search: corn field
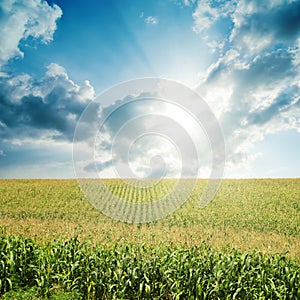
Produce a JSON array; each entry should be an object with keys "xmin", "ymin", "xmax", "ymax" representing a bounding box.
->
[
  {"xmin": 0, "ymin": 233, "xmax": 299, "ymax": 299},
  {"xmin": 0, "ymin": 179, "xmax": 299, "ymax": 298}
]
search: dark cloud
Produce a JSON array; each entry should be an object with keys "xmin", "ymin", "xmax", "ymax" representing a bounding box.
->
[
  {"xmin": 237, "ymin": 49, "xmax": 296, "ymax": 86},
  {"xmin": 235, "ymin": 0, "xmax": 300, "ymax": 44},
  {"xmin": 204, "ymin": 48, "xmax": 298, "ymax": 137},
  {"xmin": 247, "ymin": 86, "xmax": 300, "ymax": 126},
  {"xmin": 274, "ymin": 1, "xmax": 300, "ymax": 39},
  {"xmin": 0, "ymin": 64, "xmax": 97, "ymax": 178},
  {"xmin": 0, "ymin": 67, "xmax": 95, "ymax": 142},
  {"xmin": 206, "ymin": 48, "xmax": 296, "ymax": 88}
]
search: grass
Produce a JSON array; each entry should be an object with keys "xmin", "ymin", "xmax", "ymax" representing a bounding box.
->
[{"xmin": 0, "ymin": 178, "xmax": 299, "ymax": 298}]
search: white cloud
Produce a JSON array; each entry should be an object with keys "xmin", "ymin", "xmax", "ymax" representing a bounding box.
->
[
  {"xmin": 144, "ymin": 16, "xmax": 159, "ymax": 25},
  {"xmin": 0, "ymin": 0, "xmax": 62, "ymax": 68},
  {"xmin": 182, "ymin": 0, "xmax": 196, "ymax": 6},
  {"xmin": 77, "ymin": 92, "xmax": 213, "ymax": 179},
  {"xmin": 193, "ymin": 0, "xmax": 236, "ymax": 34},
  {"xmin": 193, "ymin": 0, "xmax": 300, "ymax": 172},
  {"xmin": 201, "ymin": 48, "xmax": 300, "ymax": 168},
  {"xmin": 5, "ymin": 74, "xmax": 32, "ymax": 103},
  {"xmin": 46, "ymin": 63, "xmax": 68, "ymax": 78},
  {"xmin": 78, "ymin": 80, "xmax": 95, "ymax": 102},
  {"xmin": 193, "ymin": 0, "xmax": 220, "ymax": 32}
]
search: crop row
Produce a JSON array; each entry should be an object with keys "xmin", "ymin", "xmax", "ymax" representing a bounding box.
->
[{"xmin": 0, "ymin": 234, "xmax": 299, "ymax": 299}]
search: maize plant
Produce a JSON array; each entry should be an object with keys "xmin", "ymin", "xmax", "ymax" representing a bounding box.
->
[{"xmin": 0, "ymin": 234, "xmax": 299, "ymax": 299}]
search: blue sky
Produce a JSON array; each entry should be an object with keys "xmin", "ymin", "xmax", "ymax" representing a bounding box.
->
[
  {"xmin": 9, "ymin": 0, "xmax": 210, "ymax": 89},
  {"xmin": 0, "ymin": 0, "xmax": 300, "ymax": 178}
]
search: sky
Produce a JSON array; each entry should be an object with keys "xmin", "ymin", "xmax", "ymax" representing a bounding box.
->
[{"xmin": 0, "ymin": 0, "xmax": 299, "ymax": 179}]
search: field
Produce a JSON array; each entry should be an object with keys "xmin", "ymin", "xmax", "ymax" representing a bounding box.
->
[{"xmin": 0, "ymin": 179, "xmax": 299, "ymax": 299}]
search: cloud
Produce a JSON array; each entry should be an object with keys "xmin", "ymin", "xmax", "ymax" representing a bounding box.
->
[
  {"xmin": 183, "ymin": 0, "xmax": 196, "ymax": 6},
  {"xmin": 193, "ymin": 0, "xmax": 300, "ymax": 170},
  {"xmin": 193, "ymin": 0, "xmax": 300, "ymax": 55},
  {"xmin": 192, "ymin": 0, "xmax": 236, "ymax": 50},
  {"xmin": 75, "ymin": 91, "xmax": 212, "ymax": 179},
  {"xmin": 230, "ymin": 0, "xmax": 300, "ymax": 55},
  {"xmin": 0, "ymin": 64, "xmax": 95, "ymax": 143},
  {"xmin": 93, "ymin": 95, "xmax": 184, "ymax": 178},
  {"xmin": 193, "ymin": 0, "xmax": 235, "ymax": 32},
  {"xmin": 0, "ymin": 0, "xmax": 98, "ymax": 178},
  {"xmin": 246, "ymin": 86, "xmax": 300, "ymax": 126},
  {"xmin": 0, "ymin": 63, "xmax": 96, "ymax": 177},
  {"xmin": 144, "ymin": 16, "xmax": 159, "ymax": 25},
  {"xmin": 0, "ymin": 0, "xmax": 62, "ymax": 68},
  {"xmin": 0, "ymin": 140, "xmax": 74, "ymax": 178},
  {"xmin": 46, "ymin": 63, "xmax": 68, "ymax": 78}
]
